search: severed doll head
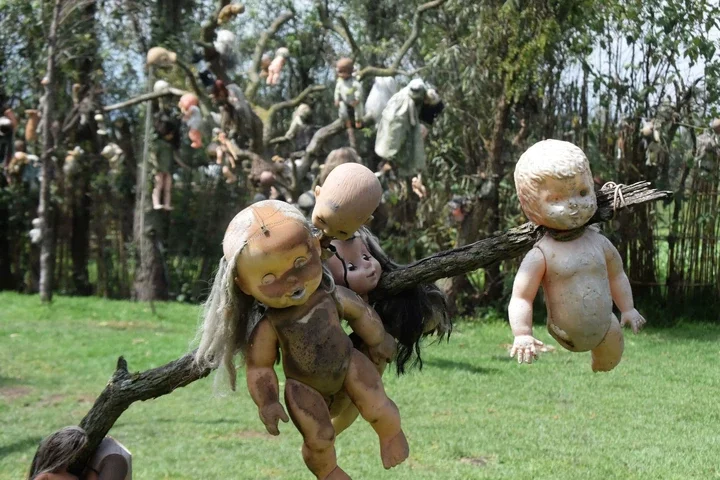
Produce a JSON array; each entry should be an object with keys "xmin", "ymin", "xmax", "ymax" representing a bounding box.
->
[
  {"xmin": 326, "ymin": 236, "xmax": 381, "ymax": 296},
  {"xmin": 514, "ymin": 139, "xmax": 597, "ymax": 231},
  {"xmin": 312, "ymin": 162, "xmax": 382, "ymax": 241}
]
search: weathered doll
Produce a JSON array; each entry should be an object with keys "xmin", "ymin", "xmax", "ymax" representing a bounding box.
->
[
  {"xmin": 151, "ymin": 114, "xmax": 181, "ymax": 210},
  {"xmin": 28, "ymin": 426, "xmax": 131, "ymax": 480},
  {"xmin": 211, "ymin": 129, "xmax": 238, "ymax": 184},
  {"xmin": 178, "ymin": 93, "xmax": 203, "ymax": 149},
  {"xmin": 509, "ymin": 139, "xmax": 646, "ymax": 371},
  {"xmin": 365, "ymin": 77, "xmax": 399, "ymax": 125},
  {"xmin": 312, "ymin": 162, "xmax": 383, "ymax": 247},
  {"xmin": 195, "ymin": 200, "xmax": 409, "ymax": 479},
  {"xmin": 266, "ymin": 47, "xmax": 290, "ymax": 86},
  {"xmin": 146, "ymin": 46, "xmax": 177, "ymax": 67},
  {"xmin": 281, "ymin": 103, "xmax": 312, "ymax": 142},
  {"xmin": 325, "ymin": 229, "xmax": 450, "ymax": 433},
  {"xmin": 334, "ymin": 58, "xmax": 364, "ymax": 148},
  {"xmin": 25, "ymin": 109, "xmax": 41, "ymax": 143}
]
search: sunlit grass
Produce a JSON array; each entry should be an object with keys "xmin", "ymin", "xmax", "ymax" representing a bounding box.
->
[{"xmin": 2, "ymin": 292, "xmax": 718, "ymax": 479}]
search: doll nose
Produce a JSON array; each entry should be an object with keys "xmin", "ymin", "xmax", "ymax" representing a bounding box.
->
[{"xmin": 287, "ymin": 275, "xmax": 298, "ymax": 284}]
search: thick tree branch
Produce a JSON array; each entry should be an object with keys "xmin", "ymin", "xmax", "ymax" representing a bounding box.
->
[
  {"xmin": 200, "ymin": 0, "xmax": 233, "ymax": 84},
  {"xmin": 103, "ymin": 88, "xmax": 190, "ymax": 111},
  {"xmin": 245, "ymin": 11, "xmax": 295, "ymax": 102},
  {"xmin": 69, "ymin": 353, "xmax": 211, "ymax": 475},
  {"xmin": 371, "ymin": 182, "xmax": 673, "ymax": 299},
  {"xmin": 263, "ymin": 84, "xmax": 326, "ymax": 144}
]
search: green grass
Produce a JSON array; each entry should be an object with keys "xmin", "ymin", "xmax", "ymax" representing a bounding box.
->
[{"xmin": 1, "ymin": 292, "xmax": 719, "ymax": 479}]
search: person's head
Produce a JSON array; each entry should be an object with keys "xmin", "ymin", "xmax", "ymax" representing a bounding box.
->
[
  {"xmin": 514, "ymin": 139, "xmax": 596, "ymax": 231},
  {"xmin": 312, "ymin": 163, "xmax": 382, "ymax": 241},
  {"xmin": 326, "ymin": 236, "xmax": 381, "ymax": 296},
  {"xmin": 28, "ymin": 426, "xmax": 88, "ymax": 479},
  {"xmin": 224, "ymin": 200, "xmax": 323, "ymax": 309},
  {"xmin": 318, "ymin": 147, "xmax": 360, "ymax": 186},
  {"xmin": 336, "ymin": 57, "xmax": 354, "ymax": 79}
]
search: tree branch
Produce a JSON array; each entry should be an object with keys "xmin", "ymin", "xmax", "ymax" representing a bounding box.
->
[
  {"xmin": 245, "ymin": 11, "xmax": 295, "ymax": 102},
  {"xmin": 103, "ymin": 88, "xmax": 190, "ymax": 112},
  {"xmin": 263, "ymin": 84, "xmax": 326, "ymax": 144},
  {"xmin": 371, "ymin": 182, "xmax": 673, "ymax": 299},
  {"xmin": 315, "ymin": 1, "xmax": 362, "ymax": 62},
  {"xmin": 200, "ymin": 0, "xmax": 233, "ymax": 84}
]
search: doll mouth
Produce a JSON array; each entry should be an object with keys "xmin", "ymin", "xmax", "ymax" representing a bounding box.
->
[
  {"xmin": 290, "ymin": 288, "xmax": 306, "ymax": 300},
  {"xmin": 366, "ymin": 272, "xmax": 377, "ymax": 279}
]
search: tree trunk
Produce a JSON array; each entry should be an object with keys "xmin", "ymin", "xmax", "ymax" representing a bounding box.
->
[
  {"xmin": 71, "ymin": 178, "xmax": 92, "ymax": 295},
  {"xmin": 38, "ymin": 0, "xmax": 62, "ymax": 303}
]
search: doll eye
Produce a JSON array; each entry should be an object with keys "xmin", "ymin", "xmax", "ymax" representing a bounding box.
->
[
  {"xmin": 294, "ymin": 257, "xmax": 307, "ymax": 268},
  {"xmin": 579, "ymin": 189, "xmax": 588, "ymax": 197},
  {"xmin": 338, "ymin": 230, "xmax": 348, "ymax": 236},
  {"xmin": 316, "ymin": 217, "xmax": 326, "ymax": 224},
  {"xmin": 347, "ymin": 263, "xmax": 357, "ymax": 271},
  {"xmin": 362, "ymin": 254, "xmax": 371, "ymax": 261},
  {"xmin": 262, "ymin": 273, "xmax": 276, "ymax": 285}
]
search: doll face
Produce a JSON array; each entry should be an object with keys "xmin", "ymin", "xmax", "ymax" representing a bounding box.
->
[
  {"xmin": 337, "ymin": 68, "xmax": 351, "ymax": 80},
  {"xmin": 536, "ymin": 171, "xmax": 596, "ymax": 230},
  {"xmin": 312, "ymin": 200, "xmax": 368, "ymax": 242},
  {"xmin": 326, "ymin": 237, "xmax": 381, "ymax": 295},
  {"xmin": 235, "ymin": 222, "xmax": 323, "ymax": 309}
]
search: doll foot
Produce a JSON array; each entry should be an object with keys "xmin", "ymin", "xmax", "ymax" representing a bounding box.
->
[
  {"xmin": 321, "ymin": 466, "xmax": 351, "ymax": 480},
  {"xmin": 153, "ymin": 204, "xmax": 163, "ymax": 210},
  {"xmin": 380, "ymin": 430, "xmax": 409, "ymax": 469},
  {"xmin": 163, "ymin": 205, "xmax": 174, "ymax": 211}
]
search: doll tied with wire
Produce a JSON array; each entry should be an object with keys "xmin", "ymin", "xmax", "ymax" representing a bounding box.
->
[{"xmin": 195, "ymin": 200, "xmax": 409, "ymax": 479}]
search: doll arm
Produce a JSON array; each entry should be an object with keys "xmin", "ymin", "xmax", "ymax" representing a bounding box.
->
[
  {"xmin": 508, "ymin": 247, "xmax": 546, "ymax": 363},
  {"xmin": 353, "ymin": 80, "xmax": 364, "ymax": 105},
  {"xmin": 604, "ymin": 238, "xmax": 647, "ymax": 333},
  {"xmin": 334, "ymin": 80, "xmax": 342, "ymax": 106},
  {"xmin": 246, "ymin": 317, "xmax": 289, "ymax": 435},
  {"xmin": 336, "ymin": 286, "xmax": 395, "ymax": 364}
]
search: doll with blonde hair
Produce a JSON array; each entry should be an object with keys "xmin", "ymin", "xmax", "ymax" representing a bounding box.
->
[
  {"xmin": 195, "ymin": 200, "xmax": 409, "ymax": 479},
  {"xmin": 509, "ymin": 139, "xmax": 646, "ymax": 371}
]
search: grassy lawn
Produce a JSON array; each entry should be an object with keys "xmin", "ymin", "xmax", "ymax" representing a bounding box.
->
[{"xmin": 1, "ymin": 292, "xmax": 719, "ymax": 479}]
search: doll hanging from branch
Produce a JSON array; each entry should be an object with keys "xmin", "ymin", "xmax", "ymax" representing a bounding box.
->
[
  {"xmin": 508, "ymin": 139, "xmax": 647, "ymax": 371},
  {"xmin": 150, "ymin": 113, "xmax": 182, "ymax": 211},
  {"xmin": 195, "ymin": 200, "xmax": 409, "ymax": 479},
  {"xmin": 178, "ymin": 93, "xmax": 203, "ymax": 149},
  {"xmin": 334, "ymin": 57, "xmax": 364, "ymax": 149}
]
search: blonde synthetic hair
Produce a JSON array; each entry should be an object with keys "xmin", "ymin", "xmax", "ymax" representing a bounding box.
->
[
  {"xmin": 28, "ymin": 426, "xmax": 88, "ymax": 480},
  {"xmin": 514, "ymin": 139, "xmax": 593, "ymax": 224},
  {"xmin": 194, "ymin": 200, "xmax": 334, "ymax": 389}
]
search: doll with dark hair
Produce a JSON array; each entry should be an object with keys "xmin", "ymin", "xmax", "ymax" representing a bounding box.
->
[
  {"xmin": 151, "ymin": 113, "xmax": 181, "ymax": 210},
  {"xmin": 210, "ymin": 80, "xmax": 263, "ymax": 153}
]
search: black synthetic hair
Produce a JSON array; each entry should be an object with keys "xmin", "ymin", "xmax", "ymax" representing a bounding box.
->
[
  {"xmin": 357, "ymin": 227, "xmax": 452, "ymax": 375},
  {"xmin": 153, "ymin": 112, "xmax": 181, "ymax": 149}
]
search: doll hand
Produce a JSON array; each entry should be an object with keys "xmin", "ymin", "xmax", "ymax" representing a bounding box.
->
[
  {"xmin": 620, "ymin": 309, "xmax": 646, "ymax": 334},
  {"xmin": 259, "ymin": 402, "xmax": 289, "ymax": 436},
  {"xmin": 510, "ymin": 335, "xmax": 544, "ymax": 364},
  {"xmin": 368, "ymin": 333, "xmax": 397, "ymax": 365}
]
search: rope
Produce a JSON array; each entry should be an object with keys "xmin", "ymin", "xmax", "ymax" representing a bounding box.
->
[{"xmin": 601, "ymin": 182, "xmax": 627, "ymax": 219}]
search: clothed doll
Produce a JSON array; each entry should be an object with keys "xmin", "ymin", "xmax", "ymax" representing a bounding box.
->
[
  {"xmin": 266, "ymin": 47, "xmax": 290, "ymax": 85},
  {"xmin": 178, "ymin": 93, "xmax": 203, "ymax": 149},
  {"xmin": 281, "ymin": 103, "xmax": 312, "ymax": 143},
  {"xmin": 365, "ymin": 77, "xmax": 398, "ymax": 125},
  {"xmin": 509, "ymin": 139, "xmax": 647, "ymax": 371},
  {"xmin": 151, "ymin": 114, "xmax": 181, "ymax": 210},
  {"xmin": 334, "ymin": 58, "xmax": 364, "ymax": 148},
  {"xmin": 195, "ymin": 200, "xmax": 409, "ymax": 479},
  {"xmin": 211, "ymin": 80, "xmax": 263, "ymax": 153},
  {"xmin": 312, "ymin": 162, "xmax": 383, "ymax": 247}
]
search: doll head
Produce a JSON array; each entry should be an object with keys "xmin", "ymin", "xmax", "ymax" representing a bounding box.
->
[
  {"xmin": 514, "ymin": 139, "xmax": 597, "ymax": 231},
  {"xmin": 153, "ymin": 80, "xmax": 170, "ymax": 92},
  {"xmin": 28, "ymin": 426, "xmax": 87, "ymax": 479},
  {"xmin": 407, "ymin": 79, "xmax": 427, "ymax": 101},
  {"xmin": 326, "ymin": 236, "xmax": 381, "ymax": 296},
  {"xmin": 336, "ymin": 57, "xmax": 354, "ymax": 79},
  {"xmin": 711, "ymin": 118, "xmax": 720, "ymax": 134},
  {"xmin": 318, "ymin": 147, "xmax": 360, "ymax": 186},
  {"xmin": 178, "ymin": 93, "xmax": 199, "ymax": 113},
  {"xmin": 275, "ymin": 47, "xmax": 290, "ymax": 59},
  {"xmin": 146, "ymin": 46, "xmax": 177, "ymax": 66},
  {"xmin": 224, "ymin": 200, "xmax": 323, "ymax": 309},
  {"xmin": 312, "ymin": 162, "xmax": 382, "ymax": 241}
]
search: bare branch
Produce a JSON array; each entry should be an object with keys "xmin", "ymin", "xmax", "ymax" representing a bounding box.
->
[
  {"xmin": 200, "ymin": 0, "xmax": 233, "ymax": 83},
  {"xmin": 263, "ymin": 85, "xmax": 326, "ymax": 144},
  {"xmin": 315, "ymin": 1, "xmax": 362, "ymax": 61},
  {"xmin": 245, "ymin": 11, "xmax": 295, "ymax": 101},
  {"xmin": 103, "ymin": 88, "xmax": 190, "ymax": 112}
]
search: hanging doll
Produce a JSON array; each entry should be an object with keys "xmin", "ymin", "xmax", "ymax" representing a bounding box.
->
[
  {"xmin": 101, "ymin": 143, "xmax": 124, "ymax": 177},
  {"xmin": 25, "ymin": 109, "xmax": 41, "ymax": 143},
  {"xmin": 211, "ymin": 129, "xmax": 238, "ymax": 184},
  {"xmin": 374, "ymin": 79, "xmax": 427, "ymax": 178},
  {"xmin": 312, "ymin": 162, "xmax": 383, "ymax": 246},
  {"xmin": 178, "ymin": 93, "xmax": 203, "ymax": 149},
  {"xmin": 325, "ymin": 228, "xmax": 450, "ymax": 434},
  {"xmin": 266, "ymin": 47, "xmax": 290, "ymax": 86},
  {"xmin": 151, "ymin": 114, "xmax": 181, "ymax": 211},
  {"xmin": 334, "ymin": 57, "xmax": 364, "ymax": 149},
  {"xmin": 211, "ymin": 80, "xmax": 263, "ymax": 153},
  {"xmin": 281, "ymin": 103, "xmax": 312, "ymax": 142},
  {"xmin": 365, "ymin": 77, "xmax": 399, "ymax": 125},
  {"xmin": 509, "ymin": 139, "xmax": 647, "ymax": 371},
  {"xmin": 146, "ymin": 47, "xmax": 177, "ymax": 67},
  {"xmin": 195, "ymin": 200, "xmax": 409, "ymax": 479}
]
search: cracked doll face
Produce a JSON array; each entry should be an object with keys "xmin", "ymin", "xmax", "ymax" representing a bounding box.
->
[
  {"xmin": 235, "ymin": 221, "xmax": 323, "ymax": 309},
  {"xmin": 534, "ymin": 171, "xmax": 596, "ymax": 230}
]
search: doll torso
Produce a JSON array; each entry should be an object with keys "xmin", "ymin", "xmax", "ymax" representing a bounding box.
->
[
  {"xmin": 336, "ymin": 77, "xmax": 361, "ymax": 104},
  {"xmin": 266, "ymin": 288, "xmax": 353, "ymax": 396},
  {"xmin": 536, "ymin": 229, "xmax": 613, "ymax": 352}
]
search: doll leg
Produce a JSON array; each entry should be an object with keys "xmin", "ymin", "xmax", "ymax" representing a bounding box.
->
[
  {"xmin": 333, "ymin": 350, "xmax": 387, "ymax": 435},
  {"xmin": 152, "ymin": 173, "xmax": 163, "ymax": 209},
  {"xmin": 162, "ymin": 173, "xmax": 173, "ymax": 210},
  {"xmin": 343, "ymin": 350, "xmax": 409, "ymax": 469},
  {"xmin": 591, "ymin": 314, "xmax": 625, "ymax": 372},
  {"xmin": 284, "ymin": 379, "xmax": 350, "ymax": 480}
]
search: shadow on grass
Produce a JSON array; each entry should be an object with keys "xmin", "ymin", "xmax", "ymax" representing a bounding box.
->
[
  {"xmin": 0, "ymin": 436, "xmax": 42, "ymax": 458},
  {"xmin": 424, "ymin": 358, "xmax": 498, "ymax": 375}
]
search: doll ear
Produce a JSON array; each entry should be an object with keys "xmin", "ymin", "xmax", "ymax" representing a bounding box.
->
[
  {"xmin": 234, "ymin": 275, "xmax": 252, "ymax": 296},
  {"xmin": 364, "ymin": 215, "xmax": 374, "ymax": 225},
  {"xmin": 314, "ymin": 185, "xmax": 322, "ymax": 198}
]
